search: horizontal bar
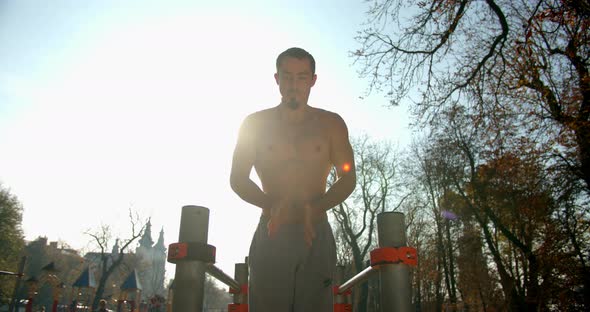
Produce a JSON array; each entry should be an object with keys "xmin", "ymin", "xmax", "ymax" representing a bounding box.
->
[
  {"xmin": 337, "ymin": 266, "xmax": 378, "ymax": 294},
  {"xmin": 206, "ymin": 264, "xmax": 240, "ymax": 292},
  {"xmin": 0, "ymin": 271, "xmax": 20, "ymax": 276}
]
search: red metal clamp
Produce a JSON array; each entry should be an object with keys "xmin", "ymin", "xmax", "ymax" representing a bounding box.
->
[
  {"xmin": 334, "ymin": 303, "xmax": 353, "ymax": 312},
  {"xmin": 229, "ymin": 284, "xmax": 248, "ymax": 295},
  {"xmin": 228, "ymin": 303, "xmax": 248, "ymax": 312},
  {"xmin": 370, "ymin": 246, "xmax": 418, "ymax": 267},
  {"xmin": 167, "ymin": 242, "xmax": 216, "ymax": 264},
  {"xmin": 333, "ymin": 285, "xmax": 352, "ymax": 296}
]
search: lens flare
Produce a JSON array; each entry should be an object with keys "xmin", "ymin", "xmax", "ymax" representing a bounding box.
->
[
  {"xmin": 342, "ymin": 163, "xmax": 351, "ymax": 172},
  {"xmin": 441, "ymin": 210, "xmax": 458, "ymax": 220}
]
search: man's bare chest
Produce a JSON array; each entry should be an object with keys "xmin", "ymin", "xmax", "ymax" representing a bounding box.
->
[{"xmin": 255, "ymin": 120, "xmax": 330, "ymax": 163}]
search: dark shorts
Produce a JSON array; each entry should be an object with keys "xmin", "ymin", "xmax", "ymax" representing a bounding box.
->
[{"xmin": 248, "ymin": 215, "xmax": 337, "ymax": 312}]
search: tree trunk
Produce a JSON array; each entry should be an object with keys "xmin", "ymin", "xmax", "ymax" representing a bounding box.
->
[
  {"xmin": 444, "ymin": 219, "xmax": 458, "ymax": 304},
  {"xmin": 576, "ymin": 119, "xmax": 590, "ymax": 194},
  {"xmin": 524, "ymin": 254, "xmax": 539, "ymax": 312},
  {"xmin": 415, "ymin": 249, "xmax": 423, "ymax": 312},
  {"xmin": 476, "ymin": 212, "xmax": 525, "ymax": 311},
  {"xmin": 92, "ymin": 273, "xmax": 108, "ymax": 311},
  {"xmin": 435, "ymin": 215, "xmax": 451, "ymax": 309}
]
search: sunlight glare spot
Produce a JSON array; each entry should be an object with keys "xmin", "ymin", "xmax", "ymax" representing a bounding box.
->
[{"xmin": 342, "ymin": 163, "xmax": 351, "ymax": 172}]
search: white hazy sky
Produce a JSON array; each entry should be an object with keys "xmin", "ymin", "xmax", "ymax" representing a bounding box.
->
[{"xmin": 0, "ymin": 0, "xmax": 410, "ymax": 282}]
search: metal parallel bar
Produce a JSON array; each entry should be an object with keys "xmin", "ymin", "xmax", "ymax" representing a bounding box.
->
[
  {"xmin": 206, "ymin": 263, "xmax": 241, "ymax": 292},
  {"xmin": 168, "ymin": 207, "xmax": 415, "ymax": 312},
  {"xmin": 0, "ymin": 271, "xmax": 20, "ymax": 276},
  {"xmin": 337, "ymin": 265, "xmax": 378, "ymax": 295}
]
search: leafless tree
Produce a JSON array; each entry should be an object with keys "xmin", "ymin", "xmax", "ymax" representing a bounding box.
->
[
  {"xmin": 331, "ymin": 135, "xmax": 410, "ymax": 312},
  {"xmin": 85, "ymin": 209, "xmax": 147, "ymax": 311},
  {"xmin": 355, "ymin": 2, "xmax": 590, "ymax": 307},
  {"xmin": 355, "ymin": 0, "xmax": 590, "ymax": 195}
]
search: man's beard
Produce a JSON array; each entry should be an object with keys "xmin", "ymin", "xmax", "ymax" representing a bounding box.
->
[{"xmin": 287, "ymin": 98, "xmax": 299, "ymax": 110}]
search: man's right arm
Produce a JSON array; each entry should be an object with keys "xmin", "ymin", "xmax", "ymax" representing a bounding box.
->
[{"xmin": 230, "ymin": 114, "xmax": 270, "ymax": 210}]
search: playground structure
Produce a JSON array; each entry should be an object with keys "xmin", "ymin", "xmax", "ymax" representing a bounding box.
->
[
  {"xmin": 2, "ymin": 256, "xmax": 150, "ymax": 312},
  {"xmin": 168, "ymin": 205, "xmax": 417, "ymax": 312}
]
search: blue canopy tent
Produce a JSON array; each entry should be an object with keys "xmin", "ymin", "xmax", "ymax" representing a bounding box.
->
[
  {"xmin": 121, "ymin": 270, "xmax": 142, "ymax": 291},
  {"xmin": 73, "ymin": 267, "xmax": 97, "ymax": 288},
  {"xmin": 71, "ymin": 267, "xmax": 96, "ymax": 311},
  {"xmin": 118, "ymin": 270, "xmax": 142, "ymax": 312}
]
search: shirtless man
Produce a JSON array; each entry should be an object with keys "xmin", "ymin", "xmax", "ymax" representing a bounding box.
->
[{"xmin": 230, "ymin": 47, "xmax": 356, "ymax": 311}]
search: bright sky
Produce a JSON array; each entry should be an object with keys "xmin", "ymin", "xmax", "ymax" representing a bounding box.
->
[{"xmin": 0, "ymin": 0, "xmax": 410, "ymax": 283}]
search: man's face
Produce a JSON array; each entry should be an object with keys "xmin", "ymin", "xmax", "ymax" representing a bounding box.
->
[{"xmin": 274, "ymin": 56, "xmax": 317, "ymax": 110}]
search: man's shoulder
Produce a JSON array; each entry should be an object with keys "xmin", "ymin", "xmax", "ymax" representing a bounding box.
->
[
  {"xmin": 310, "ymin": 107, "xmax": 346, "ymax": 125},
  {"xmin": 245, "ymin": 107, "xmax": 276, "ymax": 123},
  {"xmin": 239, "ymin": 109, "xmax": 273, "ymax": 134},
  {"xmin": 252, "ymin": 107, "xmax": 276, "ymax": 116}
]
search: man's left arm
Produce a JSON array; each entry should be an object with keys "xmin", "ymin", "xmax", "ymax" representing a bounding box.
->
[{"xmin": 311, "ymin": 113, "xmax": 356, "ymax": 213}]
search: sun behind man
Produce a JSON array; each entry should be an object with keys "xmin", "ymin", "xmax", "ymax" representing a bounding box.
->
[{"xmin": 230, "ymin": 47, "xmax": 356, "ymax": 311}]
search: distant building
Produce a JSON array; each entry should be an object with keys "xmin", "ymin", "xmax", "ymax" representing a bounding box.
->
[
  {"xmin": 19, "ymin": 237, "xmax": 87, "ymax": 308},
  {"xmin": 135, "ymin": 220, "xmax": 167, "ymax": 300},
  {"xmin": 85, "ymin": 219, "xmax": 167, "ymax": 301},
  {"xmin": 19, "ymin": 222, "xmax": 167, "ymax": 308}
]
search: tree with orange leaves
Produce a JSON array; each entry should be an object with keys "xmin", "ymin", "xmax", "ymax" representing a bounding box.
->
[
  {"xmin": 355, "ymin": 0, "xmax": 590, "ymax": 195},
  {"xmin": 413, "ymin": 104, "xmax": 588, "ymax": 310},
  {"xmin": 356, "ymin": 2, "xmax": 590, "ymax": 308}
]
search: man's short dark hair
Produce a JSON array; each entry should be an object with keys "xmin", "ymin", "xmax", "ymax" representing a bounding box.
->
[{"xmin": 276, "ymin": 47, "xmax": 316, "ymax": 75}]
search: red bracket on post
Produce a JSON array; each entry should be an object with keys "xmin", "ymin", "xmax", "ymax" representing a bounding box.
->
[
  {"xmin": 228, "ymin": 284, "xmax": 248, "ymax": 312},
  {"xmin": 333, "ymin": 286, "xmax": 352, "ymax": 296},
  {"xmin": 333, "ymin": 286, "xmax": 352, "ymax": 312},
  {"xmin": 370, "ymin": 246, "xmax": 418, "ymax": 267},
  {"xmin": 167, "ymin": 242, "xmax": 216, "ymax": 264},
  {"xmin": 334, "ymin": 303, "xmax": 353, "ymax": 312},
  {"xmin": 228, "ymin": 303, "xmax": 248, "ymax": 312},
  {"xmin": 229, "ymin": 284, "xmax": 248, "ymax": 295}
]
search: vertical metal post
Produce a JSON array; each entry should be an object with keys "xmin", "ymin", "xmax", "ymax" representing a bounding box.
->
[
  {"xmin": 377, "ymin": 212, "xmax": 412, "ymax": 312},
  {"xmin": 333, "ymin": 265, "xmax": 353, "ymax": 312},
  {"xmin": 172, "ymin": 205, "xmax": 210, "ymax": 312},
  {"xmin": 233, "ymin": 260, "xmax": 248, "ymax": 305},
  {"xmin": 333, "ymin": 265, "xmax": 345, "ymax": 306}
]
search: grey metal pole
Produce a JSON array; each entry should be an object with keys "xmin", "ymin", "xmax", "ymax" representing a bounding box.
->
[
  {"xmin": 233, "ymin": 261, "xmax": 248, "ymax": 305},
  {"xmin": 377, "ymin": 212, "xmax": 412, "ymax": 312},
  {"xmin": 334, "ymin": 265, "xmax": 345, "ymax": 305},
  {"xmin": 172, "ymin": 205, "xmax": 209, "ymax": 312},
  {"xmin": 206, "ymin": 264, "xmax": 240, "ymax": 291},
  {"xmin": 337, "ymin": 266, "xmax": 378, "ymax": 295},
  {"xmin": 333, "ymin": 264, "xmax": 355, "ymax": 312}
]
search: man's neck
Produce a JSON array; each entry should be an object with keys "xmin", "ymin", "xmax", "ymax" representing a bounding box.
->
[{"xmin": 278, "ymin": 103, "xmax": 310, "ymax": 124}]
